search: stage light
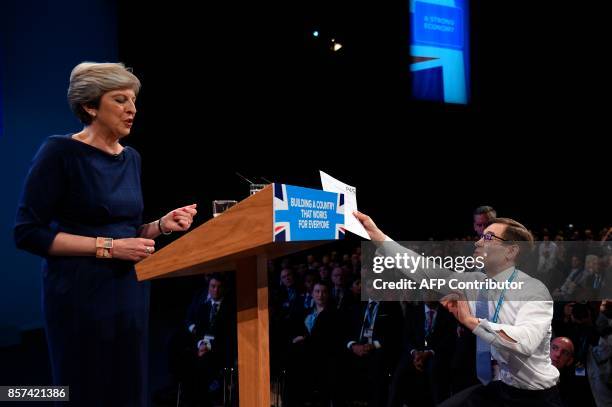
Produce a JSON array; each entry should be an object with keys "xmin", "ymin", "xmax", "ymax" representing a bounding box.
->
[
  {"xmin": 312, "ymin": 30, "xmax": 319, "ymax": 37},
  {"xmin": 331, "ymin": 40, "xmax": 343, "ymax": 52}
]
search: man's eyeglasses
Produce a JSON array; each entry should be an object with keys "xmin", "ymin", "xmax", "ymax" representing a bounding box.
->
[{"xmin": 480, "ymin": 232, "xmax": 508, "ymax": 242}]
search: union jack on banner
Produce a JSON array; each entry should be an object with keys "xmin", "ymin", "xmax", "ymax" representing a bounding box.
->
[
  {"xmin": 335, "ymin": 193, "xmax": 346, "ymax": 239},
  {"xmin": 273, "ymin": 183, "xmax": 345, "ymax": 242},
  {"xmin": 274, "ymin": 184, "xmax": 291, "ymax": 242}
]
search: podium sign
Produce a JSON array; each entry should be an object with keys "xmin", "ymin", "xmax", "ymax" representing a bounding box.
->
[{"xmin": 273, "ymin": 183, "xmax": 345, "ymax": 242}]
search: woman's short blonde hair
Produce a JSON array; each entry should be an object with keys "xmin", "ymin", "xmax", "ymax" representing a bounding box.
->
[{"xmin": 67, "ymin": 62, "xmax": 141, "ymax": 125}]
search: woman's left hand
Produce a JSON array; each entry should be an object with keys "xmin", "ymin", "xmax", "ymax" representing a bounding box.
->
[{"xmin": 160, "ymin": 204, "xmax": 198, "ymax": 233}]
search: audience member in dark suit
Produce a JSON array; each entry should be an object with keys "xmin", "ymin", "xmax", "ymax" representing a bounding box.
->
[
  {"xmin": 552, "ymin": 303, "xmax": 598, "ymax": 407},
  {"xmin": 331, "ymin": 266, "xmax": 353, "ymax": 313},
  {"xmin": 272, "ymin": 267, "xmax": 303, "ymax": 324},
  {"xmin": 388, "ymin": 301, "xmax": 457, "ymax": 406},
  {"xmin": 285, "ymin": 281, "xmax": 342, "ymax": 406},
  {"xmin": 342, "ymin": 293, "xmax": 402, "ymax": 407},
  {"xmin": 449, "ymin": 323, "xmax": 478, "ymax": 394},
  {"xmin": 172, "ymin": 273, "xmax": 236, "ymax": 406},
  {"xmin": 582, "ymin": 257, "xmax": 610, "ymax": 298},
  {"xmin": 271, "ymin": 267, "xmax": 306, "ymax": 375},
  {"xmin": 300, "ymin": 271, "xmax": 320, "ymax": 311},
  {"xmin": 348, "ymin": 277, "xmax": 362, "ymax": 305},
  {"xmin": 550, "ymin": 336, "xmax": 582, "ymax": 407}
]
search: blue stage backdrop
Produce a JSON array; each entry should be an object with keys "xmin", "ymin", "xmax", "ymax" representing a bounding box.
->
[
  {"xmin": 0, "ymin": 0, "xmax": 118, "ymax": 346},
  {"xmin": 1, "ymin": 35, "xmax": 3, "ymax": 138},
  {"xmin": 410, "ymin": 0, "xmax": 470, "ymax": 104}
]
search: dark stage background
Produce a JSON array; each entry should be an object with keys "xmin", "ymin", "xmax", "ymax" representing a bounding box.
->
[
  {"xmin": 0, "ymin": 0, "xmax": 609, "ymax": 402},
  {"xmin": 116, "ymin": 0, "xmax": 608, "ymax": 242},
  {"xmin": 114, "ymin": 2, "xmax": 609, "ymax": 395}
]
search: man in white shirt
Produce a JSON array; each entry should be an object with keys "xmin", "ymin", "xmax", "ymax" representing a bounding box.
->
[{"xmin": 354, "ymin": 211, "xmax": 562, "ymax": 406}]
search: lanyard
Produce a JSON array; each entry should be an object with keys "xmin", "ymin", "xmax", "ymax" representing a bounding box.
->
[
  {"xmin": 491, "ymin": 269, "xmax": 518, "ymax": 323},
  {"xmin": 365, "ymin": 301, "xmax": 378, "ymax": 328}
]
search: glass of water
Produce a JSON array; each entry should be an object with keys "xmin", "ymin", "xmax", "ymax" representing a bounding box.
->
[
  {"xmin": 212, "ymin": 200, "xmax": 237, "ymax": 217},
  {"xmin": 249, "ymin": 184, "xmax": 268, "ymax": 195}
]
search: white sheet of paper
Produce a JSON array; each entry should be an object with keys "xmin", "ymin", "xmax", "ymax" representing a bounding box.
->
[{"xmin": 319, "ymin": 170, "xmax": 370, "ymax": 240}]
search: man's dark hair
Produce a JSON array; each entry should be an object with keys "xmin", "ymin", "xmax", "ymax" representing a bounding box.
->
[
  {"xmin": 571, "ymin": 302, "xmax": 591, "ymax": 322},
  {"xmin": 208, "ymin": 272, "xmax": 225, "ymax": 285},
  {"xmin": 474, "ymin": 205, "xmax": 497, "ymax": 218},
  {"xmin": 489, "ymin": 217, "xmax": 534, "ymax": 244},
  {"xmin": 488, "ymin": 217, "xmax": 535, "ymax": 266},
  {"xmin": 314, "ymin": 280, "xmax": 330, "ymax": 291},
  {"xmin": 280, "ymin": 267, "xmax": 295, "ymax": 276},
  {"xmin": 304, "ymin": 270, "xmax": 320, "ymax": 282}
]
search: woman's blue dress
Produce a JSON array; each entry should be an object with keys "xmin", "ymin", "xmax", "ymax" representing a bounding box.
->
[{"xmin": 14, "ymin": 134, "xmax": 150, "ymax": 406}]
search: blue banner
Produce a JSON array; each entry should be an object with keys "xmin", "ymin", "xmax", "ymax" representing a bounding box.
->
[
  {"xmin": 410, "ymin": 0, "xmax": 470, "ymax": 104},
  {"xmin": 413, "ymin": 1, "xmax": 464, "ymax": 49},
  {"xmin": 273, "ymin": 184, "xmax": 345, "ymax": 242}
]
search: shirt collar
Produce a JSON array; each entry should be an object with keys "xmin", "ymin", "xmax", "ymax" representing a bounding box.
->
[{"xmin": 207, "ymin": 295, "xmax": 223, "ymax": 305}]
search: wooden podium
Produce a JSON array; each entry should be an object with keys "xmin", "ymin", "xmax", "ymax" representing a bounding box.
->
[{"xmin": 135, "ymin": 185, "xmax": 327, "ymax": 406}]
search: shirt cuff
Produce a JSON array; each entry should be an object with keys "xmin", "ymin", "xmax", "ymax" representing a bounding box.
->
[
  {"xmin": 486, "ymin": 320, "xmax": 505, "ymax": 332},
  {"xmin": 482, "ymin": 320, "xmax": 521, "ymax": 345},
  {"xmin": 347, "ymin": 341, "xmax": 357, "ymax": 350},
  {"xmin": 188, "ymin": 324, "xmax": 196, "ymax": 333},
  {"xmin": 373, "ymin": 340, "xmax": 382, "ymax": 349},
  {"xmin": 472, "ymin": 319, "xmax": 498, "ymax": 345},
  {"xmin": 197, "ymin": 339, "xmax": 205, "ymax": 349}
]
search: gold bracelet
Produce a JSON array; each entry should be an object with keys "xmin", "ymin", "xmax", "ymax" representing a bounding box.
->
[{"xmin": 95, "ymin": 237, "xmax": 113, "ymax": 259}]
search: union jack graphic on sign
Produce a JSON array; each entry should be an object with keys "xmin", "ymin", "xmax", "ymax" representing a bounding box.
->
[{"xmin": 273, "ymin": 183, "xmax": 345, "ymax": 242}]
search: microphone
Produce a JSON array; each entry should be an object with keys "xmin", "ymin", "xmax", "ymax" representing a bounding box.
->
[
  {"xmin": 235, "ymin": 173, "xmax": 272, "ymax": 195},
  {"xmin": 235, "ymin": 172, "xmax": 272, "ymax": 184},
  {"xmin": 235, "ymin": 172, "xmax": 256, "ymax": 185}
]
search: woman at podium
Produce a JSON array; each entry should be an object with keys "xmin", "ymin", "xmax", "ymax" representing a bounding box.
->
[{"xmin": 14, "ymin": 62, "xmax": 197, "ymax": 406}]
